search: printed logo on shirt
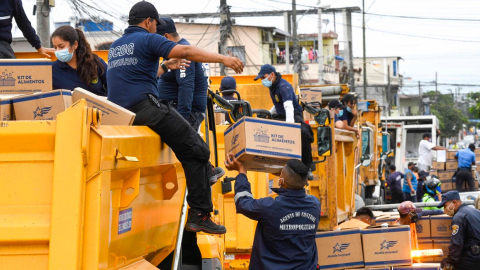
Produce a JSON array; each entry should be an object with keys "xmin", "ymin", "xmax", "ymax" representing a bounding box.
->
[
  {"xmin": 180, "ymin": 69, "xmax": 186, "ymax": 78},
  {"xmin": 279, "ymin": 212, "xmax": 317, "ymax": 231},
  {"xmin": 91, "ymin": 77, "xmax": 98, "ymax": 84},
  {"xmin": 108, "ymin": 43, "xmax": 138, "ymax": 70},
  {"xmin": 275, "ymin": 95, "xmax": 280, "ymax": 102},
  {"xmin": 452, "ymin": 225, "xmax": 459, "ymax": 235}
]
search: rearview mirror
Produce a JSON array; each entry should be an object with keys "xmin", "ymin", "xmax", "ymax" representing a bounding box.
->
[
  {"xmin": 360, "ymin": 126, "xmax": 374, "ymax": 167},
  {"xmin": 317, "ymin": 126, "xmax": 332, "ymax": 157},
  {"xmin": 314, "ymin": 108, "xmax": 331, "ymax": 126},
  {"xmin": 382, "ymin": 132, "xmax": 390, "ymax": 154}
]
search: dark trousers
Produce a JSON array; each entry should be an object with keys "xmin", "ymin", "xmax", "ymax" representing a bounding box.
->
[
  {"xmin": 404, "ymin": 192, "xmax": 417, "ymax": 203},
  {"xmin": 416, "ymin": 180, "xmax": 425, "ymax": 202},
  {"xmin": 129, "ymin": 97, "xmax": 213, "ymax": 213},
  {"xmin": 0, "ymin": 41, "xmax": 16, "ymax": 59},
  {"xmin": 273, "ymin": 112, "xmax": 314, "ymax": 168},
  {"xmin": 391, "ymin": 190, "xmax": 405, "ymax": 204},
  {"xmin": 456, "ymin": 168, "xmax": 476, "ymax": 192}
]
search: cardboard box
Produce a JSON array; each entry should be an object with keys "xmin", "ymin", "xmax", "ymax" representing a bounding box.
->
[
  {"xmin": 445, "ymin": 162, "xmax": 457, "ymax": 170},
  {"xmin": 375, "ymin": 215, "xmax": 399, "ymax": 226},
  {"xmin": 350, "ymin": 268, "xmax": 390, "ymax": 270},
  {"xmin": 215, "ymin": 112, "xmax": 226, "ymax": 125},
  {"xmin": 415, "ymin": 217, "xmax": 431, "ymax": 240},
  {"xmin": 432, "ymin": 240, "xmax": 450, "ymax": 263},
  {"xmin": 224, "ymin": 117, "xmax": 301, "ymax": 173},
  {"xmin": 430, "ymin": 215, "xmax": 453, "ymax": 240},
  {"xmin": 316, "ymin": 228, "xmax": 364, "ymax": 269},
  {"xmin": 446, "ymin": 151, "xmax": 457, "ymax": 160},
  {"xmin": 440, "ymin": 181, "xmax": 454, "ymax": 192},
  {"xmin": 362, "ymin": 226, "xmax": 412, "ymax": 268},
  {"xmin": 11, "ymin": 90, "xmax": 72, "ymax": 120},
  {"xmin": 300, "ymin": 87, "xmax": 322, "ymax": 103},
  {"xmin": 72, "ymin": 88, "xmax": 135, "ymax": 125},
  {"xmin": 437, "ymin": 170, "xmax": 454, "ymax": 181},
  {"xmin": 393, "ymin": 263, "xmax": 441, "ymax": 269},
  {"xmin": 0, "ymin": 59, "xmax": 52, "ymax": 94},
  {"xmin": 475, "ymin": 149, "xmax": 480, "ymax": 155},
  {"xmin": 431, "ymin": 162, "xmax": 445, "ymax": 171},
  {"xmin": 418, "ymin": 240, "xmax": 433, "ymax": 250},
  {"xmin": 0, "ymin": 94, "xmax": 19, "ymax": 120},
  {"xmin": 476, "ymin": 155, "xmax": 480, "ymax": 162}
]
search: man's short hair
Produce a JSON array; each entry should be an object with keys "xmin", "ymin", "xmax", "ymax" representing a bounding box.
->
[
  {"xmin": 389, "ymin": 165, "xmax": 396, "ymax": 171},
  {"xmin": 283, "ymin": 159, "xmax": 309, "ymax": 189},
  {"xmin": 469, "ymin": 143, "xmax": 476, "ymax": 151},
  {"xmin": 341, "ymin": 93, "xmax": 357, "ymax": 105},
  {"xmin": 423, "ymin": 133, "xmax": 432, "ymax": 139},
  {"xmin": 355, "ymin": 207, "xmax": 374, "ymax": 219},
  {"xmin": 128, "ymin": 17, "xmax": 154, "ymax": 26}
]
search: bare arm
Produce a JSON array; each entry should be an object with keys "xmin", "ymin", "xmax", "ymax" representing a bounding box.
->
[
  {"xmin": 342, "ymin": 120, "xmax": 360, "ymax": 137},
  {"xmin": 157, "ymin": 59, "xmax": 191, "ymax": 77},
  {"xmin": 168, "ymin": 45, "xmax": 244, "ymax": 73},
  {"xmin": 432, "ymin": 146, "xmax": 447, "ymax": 150}
]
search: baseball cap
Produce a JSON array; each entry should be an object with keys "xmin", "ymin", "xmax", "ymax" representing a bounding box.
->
[
  {"xmin": 129, "ymin": 1, "xmax": 166, "ymax": 26},
  {"xmin": 398, "ymin": 201, "xmax": 422, "ymax": 215},
  {"xmin": 254, "ymin": 64, "xmax": 276, "ymax": 81},
  {"xmin": 418, "ymin": 170, "xmax": 430, "ymax": 179},
  {"xmin": 437, "ymin": 190, "xmax": 461, "ymax": 208},
  {"xmin": 156, "ymin": 17, "xmax": 176, "ymax": 35},
  {"xmin": 408, "ymin": 162, "xmax": 416, "ymax": 167},
  {"xmin": 220, "ymin": 76, "xmax": 237, "ymax": 90},
  {"xmin": 328, "ymin": 99, "xmax": 346, "ymax": 109}
]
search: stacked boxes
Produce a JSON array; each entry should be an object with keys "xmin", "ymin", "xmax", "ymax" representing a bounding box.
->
[
  {"xmin": 11, "ymin": 90, "xmax": 72, "ymax": 120},
  {"xmin": 316, "ymin": 228, "xmax": 365, "ymax": 269},
  {"xmin": 431, "ymin": 150, "xmax": 457, "ymax": 192},
  {"xmin": 430, "ymin": 215, "xmax": 453, "ymax": 263},
  {"xmin": 362, "ymin": 226, "xmax": 412, "ymax": 268}
]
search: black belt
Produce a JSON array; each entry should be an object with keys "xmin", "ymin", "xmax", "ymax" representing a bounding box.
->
[{"xmin": 459, "ymin": 167, "xmax": 472, "ymax": 170}]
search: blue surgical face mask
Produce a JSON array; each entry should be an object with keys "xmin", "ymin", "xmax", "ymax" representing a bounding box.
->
[
  {"xmin": 346, "ymin": 107, "xmax": 352, "ymax": 113},
  {"xmin": 261, "ymin": 74, "xmax": 272, "ymax": 88},
  {"xmin": 337, "ymin": 109, "xmax": 344, "ymax": 117},
  {"xmin": 55, "ymin": 47, "xmax": 74, "ymax": 62}
]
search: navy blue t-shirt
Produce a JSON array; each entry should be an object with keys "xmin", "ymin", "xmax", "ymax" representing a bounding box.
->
[
  {"xmin": 158, "ymin": 38, "xmax": 208, "ymax": 118},
  {"xmin": 52, "ymin": 58, "xmax": 108, "ymax": 96},
  {"xmin": 338, "ymin": 107, "xmax": 354, "ymax": 125},
  {"xmin": 387, "ymin": 171, "xmax": 404, "ymax": 193},
  {"xmin": 269, "ymin": 74, "xmax": 302, "ymax": 115},
  {"xmin": 107, "ymin": 26, "xmax": 177, "ymax": 108}
]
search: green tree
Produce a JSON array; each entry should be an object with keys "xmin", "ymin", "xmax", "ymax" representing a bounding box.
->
[
  {"xmin": 424, "ymin": 91, "xmax": 468, "ymax": 138},
  {"xmin": 468, "ymin": 92, "xmax": 480, "ymax": 118}
]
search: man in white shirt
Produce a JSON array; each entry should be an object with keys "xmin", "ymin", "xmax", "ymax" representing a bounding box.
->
[{"xmin": 417, "ymin": 133, "xmax": 446, "ymax": 171}]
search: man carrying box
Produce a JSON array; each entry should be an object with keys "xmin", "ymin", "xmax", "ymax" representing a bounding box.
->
[
  {"xmin": 438, "ymin": 191, "xmax": 480, "ymax": 270},
  {"xmin": 107, "ymin": 1, "xmax": 244, "ymax": 234},
  {"xmin": 334, "ymin": 207, "xmax": 374, "ymax": 230},
  {"xmin": 225, "ymin": 153, "xmax": 320, "ymax": 270},
  {"xmin": 418, "ymin": 133, "xmax": 447, "ymax": 171},
  {"xmin": 454, "ymin": 143, "xmax": 476, "ymax": 192},
  {"xmin": 254, "ymin": 64, "xmax": 314, "ymax": 179}
]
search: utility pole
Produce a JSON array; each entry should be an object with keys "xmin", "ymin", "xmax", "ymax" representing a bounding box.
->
[
  {"xmin": 36, "ymin": 0, "xmax": 51, "ymax": 48},
  {"xmin": 362, "ymin": 0, "xmax": 367, "ymax": 99},
  {"xmin": 219, "ymin": 0, "xmax": 232, "ymax": 76},
  {"xmin": 387, "ymin": 65, "xmax": 391, "ymax": 116},
  {"xmin": 418, "ymin": 81, "xmax": 423, "ymax": 115},
  {"xmin": 283, "ymin": 12, "xmax": 290, "ymax": 74},
  {"xmin": 342, "ymin": 9, "xmax": 354, "ymax": 90},
  {"xmin": 317, "ymin": 0, "xmax": 324, "ymax": 84},
  {"xmin": 292, "ymin": 0, "xmax": 302, "ymax": 80}
]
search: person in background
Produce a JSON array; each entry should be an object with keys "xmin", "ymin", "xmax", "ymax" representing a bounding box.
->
[
  {"xmin": 157, "ymin": 18, "xmax": 208, "ymax": 131},
  {"xmin": 403, "ymin": 162, "xmax": 418, "ymax": 202},
  {"xmin": 225, "ymin": 154, "xmax": 320, "ymax": 270},
  {"xmin": 308, "ymin": 47, "xmax": 314, "ymax": 63},
  {"xmin": 455, "ymin": 143, "xmax": 476, "ymax": 192},
  {"xmin": 438, "ymin": 191, "xmax": 480, "ymax": 270},
  {"xmin": 107, "ymin": 1, "xmax": 243, "ymax": 234},
  {"xmin": 396, "ymin": 201, "xmax": 443, "ymax": 250},
  {"xmin": 417, "ymin": 133, "xmax": 447, "ymax": 171},
  {"xmin": 422, "ymin": 177, "xmax": 442, "ymax": 210},
  {"xmin": 416, "ymin": 170, "xmax": 429, "ymax": 202},
  {"xmin": 51, "ymin": 26, "xmax": 107, "ymax": 95},
  {"xmin": 219, "ymin": 76, "xmax": 238, "ymax": 124},
  {"xmin": 255, "ymin": 64, "xmax": 314, "ymax": 178},
  {"xmin": 327, "ymin": 99, "xmax": 345, "ymax": 129},
  {"xmin": 413, "ymin": 166, "xmax": 420, "ymax": 180},
  {"xmin": 334, "ymin": 207, "xmax": 375, "ymax": 230},
  {"xmin": 339, "ymin": 94, "xmax": 360, "ymax": 137},
  {"xmin": 387, "ymin": 165, "xmax": 405, "ymax": 203},
  {"xmin": 0, "ymin": 0, "xmax": 52, "ymax": 58}
]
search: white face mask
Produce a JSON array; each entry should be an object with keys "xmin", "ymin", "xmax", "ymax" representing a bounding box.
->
[{"xmin": 444, "ymin": 203, "xmax": 455, "ymax": 216}]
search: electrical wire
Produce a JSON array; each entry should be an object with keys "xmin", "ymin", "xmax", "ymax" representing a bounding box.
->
[{"xmin": 365, "ymin": 12, "xmax": 480, "ymax": 22}]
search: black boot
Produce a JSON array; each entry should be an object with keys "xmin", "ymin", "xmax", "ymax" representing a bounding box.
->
[{"xmin": 186, "ymin": 210, "xmax": 226, "ymax": 234}]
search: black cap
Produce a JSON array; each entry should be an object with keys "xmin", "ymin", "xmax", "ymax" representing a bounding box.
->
[
  {"xmin": 408, "ymin": 162, "xmax": 416, "ymax": 167},
  {"xmin": 254, "ymin": 64, "xmax": 276, "ymax": 81},
  {"xmin": 220, "ymin": 76, "xmax": 237, "ymax": 90},
  {"xmin": 129, "ymin": 1, "xmax": 166, "ymax": 26},
  {"xmin": 437, "ymin": 191, "xmax": 461, "ymax": 208},
  {"xmin": 423, "ymin": 133, "xmax": 432, "ymax": 139},
  {"xmin": 328, "ymin": 99, "xmax": 346, "ymax": 109},
  {"xmin": 418, "ymin": 170, "xmax": 429, "ymax": 179},
  {"xmin": 156, "ymin": 17, "xmax": 176, "ymax": 35}
]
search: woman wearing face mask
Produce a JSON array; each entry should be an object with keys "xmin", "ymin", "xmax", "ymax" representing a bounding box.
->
[
  {"xmin": 327, "ymin": 99, "xmax": 345, "ymax": 129},
  {"xmin": 339, "ymin": 94, "xmax": 360, "ymax": 137},
  {"xmin": 51, "ymin": 26, "xmax": 108, "ymax": 96}
]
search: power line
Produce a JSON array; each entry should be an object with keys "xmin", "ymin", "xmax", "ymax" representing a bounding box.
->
[{"xmin": 365, "ymin": 12, "xmax": 480, "ymax": 22}]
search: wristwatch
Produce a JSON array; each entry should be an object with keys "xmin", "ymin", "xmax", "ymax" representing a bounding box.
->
[
  {"xmin": 444, "ymin": 264, "xmax": 453, "ymax": 270},
  {"xmin": 160, "ymin": 62, "xmax": 168, "ymax": 73}
]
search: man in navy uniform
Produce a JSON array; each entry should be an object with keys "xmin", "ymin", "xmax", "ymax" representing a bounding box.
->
[
  {"xmin": 437, "ymin": 191, "xmax": 480, "ymax": 270},
  {"xmin": 254, "ymin": 64, "xmax": 314, "ymax": 178},
  {"xmin": 107, "ymin": 1, "xmax": 243, "ymax": 234},
  {"xmin": 225, "ymin": 154, "xmax": 320, "ymax": 270},
  {"xmin": 156, "ymin": 18, "xmax": 208, "ymax": 131}
]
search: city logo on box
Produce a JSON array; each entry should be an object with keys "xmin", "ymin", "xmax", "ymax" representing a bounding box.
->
[
  {"xmin": 253, "ymin": 126, "xmax": 269, "ymax": 143},
  {"xmin": 0, "ymin": 70, "xmax": 15, "ymax": 87},
  {"xmin": 33, "ymin": 106, "xmax": 52, "ymax": 119},
  {"xmin": 231, "ymin": 134, "xmax": 240, "ymax": 146},
  {"xmin": 417, "ymin": 224, "xmax": 423, "ymax": 234},
  {"xmin": 437, "ymin": 222, "xmax": 452, "ymax": 232},
  {"xmin": 333, "ymin": 243, "xmax": 350, "ymax": 253},
  {"xmin": 380, "ymin": 240, "xmax": 397, "ymax": 251}
]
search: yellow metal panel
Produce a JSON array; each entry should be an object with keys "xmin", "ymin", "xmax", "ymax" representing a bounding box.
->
[{"xmin": 14, "ymin": 51, "xmax": 109, "ymax": 62}]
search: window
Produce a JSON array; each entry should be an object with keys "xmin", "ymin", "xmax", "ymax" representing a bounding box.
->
[{"xmin": 227, "ymin": 46, "xmax": 246, "ymax": 65}]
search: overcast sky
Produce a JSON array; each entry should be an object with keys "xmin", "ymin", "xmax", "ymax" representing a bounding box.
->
[{"xmin": 17, "ymin": 0, "xmax": 480, "ymax": 94}]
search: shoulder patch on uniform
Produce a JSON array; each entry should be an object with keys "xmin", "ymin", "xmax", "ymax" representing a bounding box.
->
[
  {"xmin": 275, "ymin": 95, "xmax": 280, "ymax": 102},
  {"xmin": 452, "ymin": 225, "xmax": 459, "ymax": 235}
]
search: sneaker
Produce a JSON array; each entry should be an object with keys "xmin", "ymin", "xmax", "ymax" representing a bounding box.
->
[
  {"xmin": 209, "ymin": 167, "xmax": 225, "ymax": 186},
  {"xmin": 185, "ymin": 211, "xmax": 226, "ymax": 234}
]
